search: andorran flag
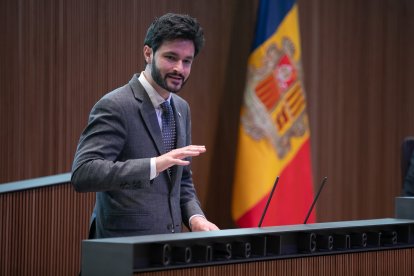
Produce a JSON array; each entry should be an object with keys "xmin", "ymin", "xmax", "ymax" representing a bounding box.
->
[{"xmin": 232, "ymin": 0, "xmax": 315, "ymax": 227}]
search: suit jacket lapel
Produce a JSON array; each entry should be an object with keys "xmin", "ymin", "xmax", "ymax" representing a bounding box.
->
[
  {"xmin": 129, "ymin": 74, "xmax": 180, "ymax": 187},
  {"xmin": 170, "ymin": 96, "xmax": 185, "ymax": 149},
  {"xmin": 129, "ymin": 75, "xmax": 164, "ymax": 156},
  {"xmin": 129, "ymin": 75, "xmax": 186, "ymax": 187},
  {"xmin": 169, "ymin": 97, "xmax": 185, "ymax": 186}
]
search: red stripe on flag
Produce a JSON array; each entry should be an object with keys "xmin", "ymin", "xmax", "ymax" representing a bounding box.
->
[
  {"xmin": 235, "ymin": 139, "xmax": 315, "ymax": 227},
  {"xmin": 290, "ymin": 98, "xmax": 305, "ymax": 117},
  {"xmin": 255, "ymin": 75, "xmax": 280, "ymax": 110}
]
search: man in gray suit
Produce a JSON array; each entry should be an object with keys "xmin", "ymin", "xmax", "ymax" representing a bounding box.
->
[{"xmin": 71, "ymin": 13, "xmax": 219, "ymax": 238}]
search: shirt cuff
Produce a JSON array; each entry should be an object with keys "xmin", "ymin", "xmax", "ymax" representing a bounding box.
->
[
  {"xmin": 150, "ymin": 157, "xmax": 157, "ymax": 180},
  {"xmin": 189, "ymin": 214, "xmax": 206, "ymax": 230}
]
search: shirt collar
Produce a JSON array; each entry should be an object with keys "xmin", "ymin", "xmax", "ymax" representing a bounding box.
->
[{"xmin": 138, "ymin": 72, "xmax": 171, "ymax": 108}]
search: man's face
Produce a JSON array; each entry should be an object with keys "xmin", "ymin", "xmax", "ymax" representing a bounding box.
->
[{"xmin": 150, "ymin": 39, "xmax": 195, "ymax": 94}]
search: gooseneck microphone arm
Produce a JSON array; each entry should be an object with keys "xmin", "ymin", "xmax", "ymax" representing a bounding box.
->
[
  {"xmin": 304, "ymin": 176, "xmax": 328, "ymax": 224},
  {"xmin": 258, "ymin": 176, "xmax": 280, "ymax": 228}
]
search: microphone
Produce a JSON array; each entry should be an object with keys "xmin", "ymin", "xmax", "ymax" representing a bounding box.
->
[
  {"xmin": 303, "ymin": 176, "xmax": 328, "ymax": 224},
  {"xmin": 258, "ymin": 176, "xmax": 280, "ymax": 228}
]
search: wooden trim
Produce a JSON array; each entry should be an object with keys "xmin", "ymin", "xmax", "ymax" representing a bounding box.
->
[{"xmin": 0, "ymin": 173, "xmax": 71, "ymax": 194}]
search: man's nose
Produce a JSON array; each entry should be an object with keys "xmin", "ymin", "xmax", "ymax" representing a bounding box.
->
[{"xmin": 173, "ymin": 60, "xmax": 184, "ymax": 73}]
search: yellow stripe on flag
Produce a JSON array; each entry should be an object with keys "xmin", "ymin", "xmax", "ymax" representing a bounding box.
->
[{"xmin": 232, "ymin": 115, "xmax": 310, "ymax": 220}]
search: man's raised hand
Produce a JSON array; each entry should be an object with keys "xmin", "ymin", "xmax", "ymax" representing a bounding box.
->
[{"xmin": 155, "ymin": 145, "xmax": 206, "ymax": 173}]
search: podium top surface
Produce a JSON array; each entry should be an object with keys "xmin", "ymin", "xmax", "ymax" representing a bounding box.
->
[{"xmin": 83, "ymin": 218, "xmax": 414, "ymax": 245}]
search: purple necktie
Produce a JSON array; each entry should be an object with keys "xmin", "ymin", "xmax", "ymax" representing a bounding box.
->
[{"xmin": 160, "ymin": 101, "xmax": 177, "ymax": 153}]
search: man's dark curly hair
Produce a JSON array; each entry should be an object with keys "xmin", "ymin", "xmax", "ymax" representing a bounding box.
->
[{"xmin": 144, "ymin": 13, "xmax": 205, "ymax": 57}]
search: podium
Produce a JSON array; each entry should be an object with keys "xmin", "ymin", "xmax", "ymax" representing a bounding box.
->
[{"xmin": 81, "ymin": 218, "xmax": 414, "ymax": 275}]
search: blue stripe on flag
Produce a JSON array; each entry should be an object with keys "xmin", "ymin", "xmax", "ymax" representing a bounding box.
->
[{"xmin": 252, "ymin": 0, "xmax": 296, "ymax": 50}]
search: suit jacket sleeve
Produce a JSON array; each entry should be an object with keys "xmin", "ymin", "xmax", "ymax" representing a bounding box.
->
[{"xmin": 71, "ymin": 95, "xmax": 151, "ymax": 192}]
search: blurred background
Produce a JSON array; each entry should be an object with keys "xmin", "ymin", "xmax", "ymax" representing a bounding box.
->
[{"xmin": 1, "ymin": 0, "xmax": 414, "ymax": 229}]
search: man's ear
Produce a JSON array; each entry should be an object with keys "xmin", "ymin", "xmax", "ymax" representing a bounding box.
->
[{"xmin": 143, "ymin": 45, "xmax": 152, "ymax": 64}]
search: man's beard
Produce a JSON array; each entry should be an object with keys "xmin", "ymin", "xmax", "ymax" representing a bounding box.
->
[{"xmin": 151, "ymin": 62, "xmax": 187, "ymax": 93}]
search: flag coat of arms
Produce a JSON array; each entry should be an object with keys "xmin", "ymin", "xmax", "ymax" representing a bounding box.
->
[{"xmin": 232, "ymin": 0, "xmax": 315, "ymax": 227}]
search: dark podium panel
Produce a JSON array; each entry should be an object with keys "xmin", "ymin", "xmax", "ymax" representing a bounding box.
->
[{"xmin": 82, "ymin": 219, "xmax": 414, "ymax": 276}]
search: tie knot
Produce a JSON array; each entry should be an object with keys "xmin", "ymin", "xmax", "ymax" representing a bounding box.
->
[{"xmin": 160, "ymin": 101, "xmax": 172, "ymax": 114}]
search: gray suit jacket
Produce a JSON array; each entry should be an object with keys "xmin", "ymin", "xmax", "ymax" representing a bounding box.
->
[{"xmin": 71, "ymin": 74, "xmax": 204, "ymax": 238}]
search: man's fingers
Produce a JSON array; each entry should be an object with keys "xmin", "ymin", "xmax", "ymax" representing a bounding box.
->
[
  {"xmin": 156, "ymin": 145, "xmax": 206, "ymax": 173},
  {"xmin": 169, "ymin": 146, "xmax": 206, "ymax": 159},
  {"xmin": 172, "ymin": 159, "xmax": 190, "ymax": 166},
  {"xmin": 172, "ymin": 150, "xmax": 202, "ymax": 159},
  {"xmin": 181, "ymin": 145, "xmax": 206, "ymax": 152}
]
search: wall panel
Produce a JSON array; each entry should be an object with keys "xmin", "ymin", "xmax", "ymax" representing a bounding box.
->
[
  {"xmin": 299, "ymin": 0, "xmax": 414, "ymax": 223},
  {"xmin": 0, "ymin": 184, "xmax": 94, "ymax": 275}
]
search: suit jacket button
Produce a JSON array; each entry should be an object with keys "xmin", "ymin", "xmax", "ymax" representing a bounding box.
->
[{"xmin": 167, "ymin": 223, "xmax": 175, "ymax": 232}]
